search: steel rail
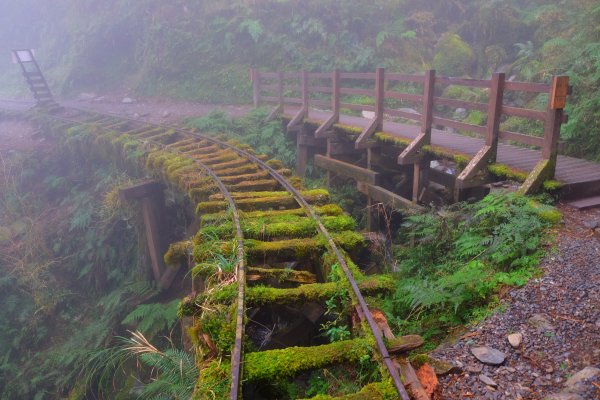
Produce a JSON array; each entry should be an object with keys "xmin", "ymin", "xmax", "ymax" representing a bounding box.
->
[{"xmin": 4, "ymin": 106, "xmax": 410, "ymax": 399}]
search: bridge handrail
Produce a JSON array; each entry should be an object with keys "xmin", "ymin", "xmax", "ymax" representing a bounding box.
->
[{"xmin": 251, "ymin": 68, "xmax": 569, "ymax": 184}]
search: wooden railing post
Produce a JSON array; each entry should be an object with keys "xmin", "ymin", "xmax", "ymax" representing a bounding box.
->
[
  {"xmin": 543, "ymin": 76, "xmax": 569, "ymax": 167},
  {"xmin": 486, "ymin": 72, "xmax": 505, "ymax": 162},
  {"xmin": 302, "ymin": 70, "xmax": 309, "ymax": 118},
  {"xmin": 332, "ymin": 68, "xmax": 340, "ymax": 120},
  {"xmin": 421, "ymin": 69, "xmax": 436, "ymax": 141},
  {"xmin": 375, "ymin": 67, "xmax": 385, "ymax": 131},
  {"xmin": 278, "ymin": 70, "xmax": 284, "ymax": 111},
  {"xmin": 251, "ymin": 69, "xmax": 260, "ymax": 107}
]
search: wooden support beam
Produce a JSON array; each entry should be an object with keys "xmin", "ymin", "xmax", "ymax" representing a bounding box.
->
[
  {"xmin": 357, "ymin": 182, "xmax": 424, "ymax": 211},
  {"xmin": 314, "ymin": 154, "xmax": 379, "ymax": 184},
  {"xmin": 296, "ymin": 132, "xmax": 309, "ymax": 176},
  {"xmin": 397, "ymin": 70, "xmax": 435, "ymax": 164},
  {"xmin": 251, "ymin": 69, "xmax": 260, "ymax": 107},
  {"xmin": 355, "ymin": 68, "xmax": 384, "ymax": 149},
  {"xmin": 119, "ymin": 180, "xmax": 179, "ymax": 291},
  {"xmin": 315, "ymin": 69, "xmax": 340, "ymax": 138},
  {"xmin": 297, "ymin": 134, "xmax": 327, "ymax": 147}
]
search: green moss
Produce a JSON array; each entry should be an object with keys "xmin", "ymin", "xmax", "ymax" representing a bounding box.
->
[
  {"xmin": 193, "ymin": 360, "xmax": 230, "ymax": 400},
  {"xmin": 373, "ymin": 132, "xmax": 411, "ymax": 148},
  {"xmin": 488, "ymin": 163, "xmax": 529, "ymax": 182},
  {"xmin": 301, "ymin": 380, "xmax": 397, "ymax": 400},
  {"xmin": 164, "ymin": 240, "xmax": 193, "ymax": 265},
  {"xmin": 542, "ymin": 179, "xmax": 563, "ymax": 192},
  {"xmin": 244, "ymin": 339, "xmax": 371, "ymax": 381},
  {"xmin": 197, "ymin": 190, "xmax": 330, "ymax": 214},
  {"xmin": 200, "ymin": 204, "xmax": 344, "ymax": 224},
  {"xmin": 332, "ymin": 123, "xmax": 364, "ymax": 138}
]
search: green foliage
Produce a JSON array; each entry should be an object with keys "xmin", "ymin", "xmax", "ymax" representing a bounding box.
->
[
  {"xmin": 186, "ymin": 108, "xmax": 296, "ymax": 168},
  {"xmin": 433, "ymin": 33, "xmax": 474, "ymax": 76},
  {"xmin": 385, "ymin": 192, "xmax": 558, "ymax": 336},
  {"xmin": 122, "ymin": 300, "xmax": 180, "ymax": 338}
]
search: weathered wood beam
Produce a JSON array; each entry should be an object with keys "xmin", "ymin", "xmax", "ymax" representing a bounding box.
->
[
  {"xmin": 314, "ymin": 154, "xmax": 379, "ymax": 184},
  {"xmin": 357, "ymin": 182, "xmax": 424, "ymax": 212}
]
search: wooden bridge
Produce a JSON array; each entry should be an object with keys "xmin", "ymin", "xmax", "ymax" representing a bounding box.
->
[{"xmin": 251, "ymin": 69, "xmax": 600, "ymax": 211}]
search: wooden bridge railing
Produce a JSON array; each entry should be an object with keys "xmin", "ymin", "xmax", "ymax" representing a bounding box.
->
[{"xmin": 250, "ymin": 68, "xmax": 569, "ymax": 192}]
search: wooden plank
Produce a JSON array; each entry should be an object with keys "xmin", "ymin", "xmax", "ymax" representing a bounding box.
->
[
  {"xmin": 432, "ymin": 116, "xmax": 486, "ymax": 135},
  {"xmin": 308, "ymin": 72, "xmax": 331, "ymax": 79},
  {"xmin": 386, "ymin": 73, "xmax": 424, "ymax": 83},
  {"xmin": 398, "ymin": 133, "xmax": 427, "ymax": 165},
  {"xmin": 260, "ymin": 95, "xmax": 279, "ymax": 103},
  {"xmin": 358, "ymin": 183, "xmax": 424, "ymax": 211},
  {"xmin": 435, "ymin": 76, "xmax": 490, "ymax": 88},
  {"xmin": 260, "ymin": 84, "xmax": 278, "ymax": 92},
  {"xmin": 314, "ymin": 155, "xmax": 379, "ymax": 184},
  {"xmin": 340, "ymin": 103, "xmax": 375, "ymax": 112},
  {"xmin": 504, "ymin": 81, "xmax": 551, "ymax": 93},
  {"xmin": 433, "ymin": 96, "xmax": 488, "ymax": 112},
  {"xmin": 385, "ymin": 108, "xmax": 422, "ymax": 121},
  {"xmin": 485, "ymin": 72, "xmax": 505, "ymax": 158},
  {"xmin": 567, "ymin": 195, "xmax": 600, "ymax": 210},
  {"xmin": 499, "ymin": 130, "xmax": 544, "ymax": 147},
  {"xmin": 375, "ymin": 68, "xmax": 385, "ymax": 127},
  {"xmin": 251, "ymin": 69, "xmax": 260, "ymax": 107},
  {"xmin": 501, "ymin": 105, "xmax": 545, "ymax": 120},
  {"xmin": 309, "ymin": 86, "xmax": 333, "ymax": 93},
  {"xmin": 119, "ymin": 180, "xmax": 163, "ymax": 201},
  {"xmin": 297, "ymin": 134, "xmax": 326, "ymax": 147},
  {"xmin": 385, "ymin": 91, "xmax": 423, "ymax": 102},
  {"xmin": 355, "ymin": 118, "xmax": 380, "ymax": 149},
  {"xmin": 259, "ymin": 72, "xmax": 278, "ymax": 78},
  {"xmin": 282, "ymin": 72, "xmax": 301, "ymax": 79},
  {"xmin": 340, "ymin": 72, "xmax": 376, "ymax": 79},
  {"xmin": 340, "ymin": 87, "xmax": 374, "ymax": 96},
  {"xmin": 283, "ymin": 97, "xmax": 303, "ymax": 104}
]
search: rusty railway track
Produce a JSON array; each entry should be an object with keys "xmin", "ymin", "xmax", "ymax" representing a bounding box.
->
[{"xmin": 0, "ymin": 105, "xmax": 419, "ymax": 400}]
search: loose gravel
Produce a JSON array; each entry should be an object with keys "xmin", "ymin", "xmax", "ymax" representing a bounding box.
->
[{"xmin": 431, "ymin": 204, "xmax": 600, "ymax": 399}]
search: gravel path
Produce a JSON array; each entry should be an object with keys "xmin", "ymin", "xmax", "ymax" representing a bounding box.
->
[{"xmin": 431, "ymin": 204, "xmax": 600, "ymax": 399}]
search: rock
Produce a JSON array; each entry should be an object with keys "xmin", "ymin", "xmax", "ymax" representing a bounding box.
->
[
  {"xmin": 471, "ymin": 346, "xmax": 506, "ymax": 365},
  {"xmin": 583, "ymin": 220, "xmax": 598, "ymax": 230},
  {"xmin": 466, "ymin": 364, "xmax": 483, "ymax": 373},
  {"xmin": 479, "ymin": 374, "xmax": 498, "ymax": 389},
  {"xmin": 416, "ymin": 356, "xmax": 462, "ymax": 376},
  {"xmin": 361, "ymin": 110, "xmax": 375, "ymax": 119},
  {"xmin": 544, "ymin": 393, "xmax": 584, "ymax": 400},
  {"xmin": 121, "ymin": 97, "xmax": 135, "ymax": 104},
  {"xmin": 77, "ymin": 92, "xmax": 96, "ymax": 101},
  {"xmin": 527, "ymin": 313, "xmax": 554, "ymax": 332},
  {"xmin": 564, "ymin": 366, "xmax": 600, "ymax": 392},
  {"xmin": 454, "ymin": 107, "xmax": 468, "ymax": 119},
  {"xmin": 508, "ymin": 332, "xmax": 523, "ymax": 348},
  {"xmin": 399, "ymin": 107, "xmax": 419, "ymax": 115}
]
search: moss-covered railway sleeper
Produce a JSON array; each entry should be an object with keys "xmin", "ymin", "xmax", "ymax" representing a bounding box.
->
[{"xmin": 0, "ymin": 105, "xmax": 415, "ymax": 400}]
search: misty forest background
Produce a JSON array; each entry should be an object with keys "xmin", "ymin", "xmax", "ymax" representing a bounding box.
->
[
  {"xmin": 1, "ymin": 0, "xmax": 599, "ymax": 161},
  {"xmin": 0, "ymin": 1, "xmax": 598, "ymax": 399}
]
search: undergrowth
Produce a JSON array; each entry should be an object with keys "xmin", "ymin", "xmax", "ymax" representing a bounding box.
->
[{"xmin": 382, "ymin": 192, "xmax": 560, "ymax": 339}]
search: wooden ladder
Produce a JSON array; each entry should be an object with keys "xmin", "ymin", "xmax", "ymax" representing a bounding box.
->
[{"xmin": 12, "ymin": 49, "xmax": 59, "ymax": 109}]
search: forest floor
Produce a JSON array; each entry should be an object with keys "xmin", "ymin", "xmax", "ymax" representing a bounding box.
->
[
  {"xmin": 2, "ymin": 95, "xmax": 599, "ymax": 399},
  {"xmin": 431, "ymin": 204, "xmax": 600, "ymax": 400}
]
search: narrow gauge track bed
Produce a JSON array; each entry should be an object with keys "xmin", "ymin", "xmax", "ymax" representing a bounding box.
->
[{"xmin": 0, "ymin": 106, "xmax": 425, "ymax": 400}]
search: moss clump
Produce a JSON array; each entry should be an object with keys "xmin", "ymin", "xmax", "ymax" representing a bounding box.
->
[
  {"xmin": 209, "ymin": 189, "xmax": 329, "ymax": 201},
  {"xmin": 200, "ymin": 203, "xmax": 344, "ymax": 224},
  {"xmin": 247, "ymin": 267, "xmax": 317, "ymax": 284},
  {"xmin": 373, "ymin": 132, "xmax": 412, "ymax": 147},
  {"xmin": 488, "ymin": 163, "xmax": 529, "ymax": 182},
  {"xmin": 188, "ymin": 275, "xmax": 393, "ymax": 309},
  {"xmin": 229, "ymin": 179, "xmax": 280, "ymax": 191},
  {"xmin": 244, "ymin": 339, "xmax": 372, "ymax": 381},
  {"xmin": 197, "ymin": 190, "xmax": 331, "ymax": 214},
  {"xmin": 301, "ymin": 380, "xmax": 398, "ymax": 400},
  {"xmin": 332, "ymin": 123, "xmax": 364, "ymax": 138},
  {"xmin": 542, "ymin": 179, "xmax": 563, "ymax": 192},
  {"xmin": 192, "ymin": 360, "xmax": 230, "ymax": 400},
  {"xmin": 164, "ymin": 240, "xmax": 193, "ymax": 265}
]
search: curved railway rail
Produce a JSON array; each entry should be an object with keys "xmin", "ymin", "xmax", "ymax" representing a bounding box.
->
[{"xmin": 0, "ymin": 103, "xmax": 420, "ymax": 400}]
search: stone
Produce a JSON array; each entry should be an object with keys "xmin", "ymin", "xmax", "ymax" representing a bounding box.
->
[
  {"xmin": 121, "ymin": 97, "xmax": 134, "ymax": 104},
  {"xmin": 508, "ymin": 332, "xmax": 523, "ymax": 348},
  {"xmin": 583, "ymin": 220, "xmax": 598, "ymax": 230},
  {"xmin": 544, "ymin": 393, "xmax": 584, "ymax": 400},
  {"xmin": 527, "ymin": 313, "xmax": 554, "ymax": 332},
  {"xmin": 77, "ymin": 92, "xmax": 96, "ymax": 101},
  {"xmin": 454, "ymin": 107, "xmax": 468, "ymax": 119},
  {"xmin": 361, "ymin": 110, "xmax": 375, "ymax": 119},
  {"xmin": 471, "ymin": 346, "xmax": 506, "ymax": 365},
  {"xmin": 399, "ymin": 107, "xmax": 419, "ymax": 115},
  {"xmin": 479, "ymin": 374, "xmax": 498, "ymax": 388},
  {"xmin": 564, "ymin": 366, "xmax": 600, "ymax": 392}
]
